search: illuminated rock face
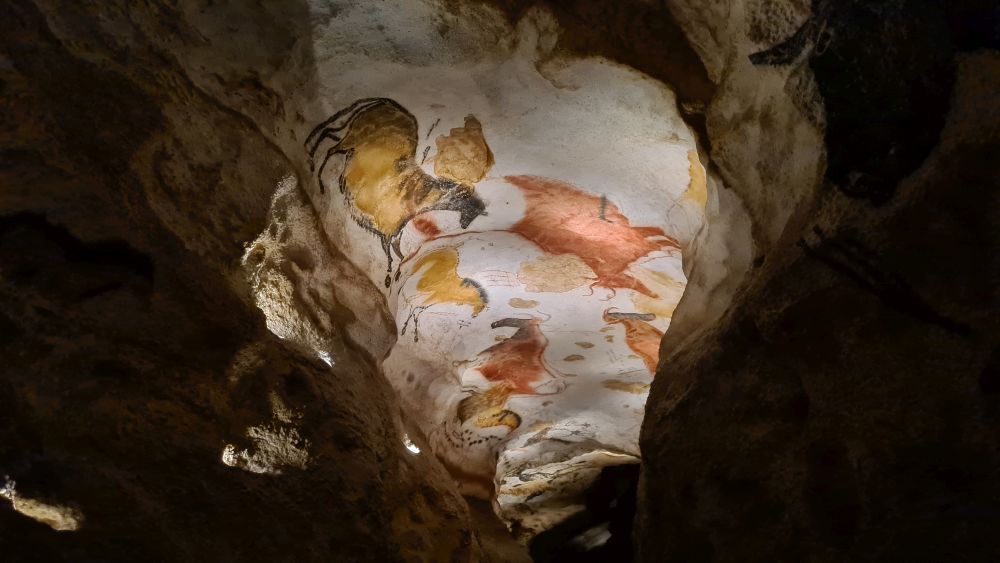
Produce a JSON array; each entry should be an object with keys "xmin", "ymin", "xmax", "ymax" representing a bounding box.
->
[
  {"xmin": 303, "ymin": 76, "xmax": 705, "ymax": 534},
  {"xmin": 10, "ymin": 0, "xmax": 996, "ymax": 559}
]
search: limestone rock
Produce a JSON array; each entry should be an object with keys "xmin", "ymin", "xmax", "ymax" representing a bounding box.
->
[
  {"xmin": 637, "ymin": 2, "xmax": 1000, "ymax": 561},
  {"xmin": 0, "ymin": 1, "xmax": 481, "ymax": 560}
]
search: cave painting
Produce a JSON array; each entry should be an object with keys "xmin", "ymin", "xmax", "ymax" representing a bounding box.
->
[
  {"xmin": 506, "ymin": 175, "xmax": 680, "ymax": 296},
  {"xmin": 471, "ymin": 317, "xmax": 567, "ymax": 397},
  {"xmin": 603, "ymin": 309, "xmax": 665, "ymax": 375},
  {"xmin": 455, "ymin": 317, "xmax": 565, "ymax": 437},
  {"xmin": 306, "ymin": 98, "xmax": 486, "ymax": 286},
  {"xmin": 400, "ymin": 246, "xmax": 487, "ymax": 341},
  {"xmin": 307, "ymin": 98, "xmax": 697, "ymax": 537}
]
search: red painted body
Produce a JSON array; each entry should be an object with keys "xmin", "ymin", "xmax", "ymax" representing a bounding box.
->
[{"xmin": 506, "ymin": 175, "xmax": 679, "ymax": 296}]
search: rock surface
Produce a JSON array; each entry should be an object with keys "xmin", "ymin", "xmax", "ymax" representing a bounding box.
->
[
  {"xmin": 2, "ymin": 0, "xmax": 999, "ymax": 561},
  {"xmin": 1, "ymin": 1, "xmax": 485, "ymax": 561},
  {"xmin": 258, "ymin": 9, "xmax": 706, "ymax": 539},
  {"xmin": 638, "ymin": 1, "xmax": 1000, "ymax": 561}
]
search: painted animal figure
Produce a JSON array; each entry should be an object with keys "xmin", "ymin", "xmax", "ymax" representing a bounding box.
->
[
  {"xmin": 603, "ymin": 309, "xmax": 664, "ymax": 374},
  {"xmin": 475, "ymin": 317, "xmax": 565, "ymax": 396},
  {"xmin": 399, "ymin": 246, "xmax": 488, "ymax": 341},
  {"xmin": 454, "ymin": 317, "xmax": 568, "ymax": 432},
  {"xmin": 305, "ymin": 98, "xmax": 486, "ymax": 286},
  {"xmin": 505, "ymin": 175, "xmax": 679, "ymax": 296}
]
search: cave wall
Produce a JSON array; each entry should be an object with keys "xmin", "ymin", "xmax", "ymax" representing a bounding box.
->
[
  {"xmin": 639, "ymin": 1, "xmax": 1000, "ymax": 561},
  {"xmin": 0, "ymin": 1, "xmax": 484, "ymax": 561},
  {"xmin": 3, "ymin": 0, "xmax": 999, "ymax": 561},
  {"xmin": 247, "ymin": 4, "xmax": 707, "ymax": 540}
]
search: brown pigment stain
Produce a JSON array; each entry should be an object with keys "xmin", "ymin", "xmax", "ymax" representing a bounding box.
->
[
  {"xmin": 563, "ymin": 354, "xmax": 585, "ymax": 361},
  {"xmin": 527, "ymin": 420, "xmax": 554, "ymax": 432},
  {"xmin": 435, "ymin": 115, "xmax": 495, "ymax": 184},
  {"xmin": 517, "ymin": 253, "xmax": 594, "ymax": 293},
  {"xmin": 506, "ymin": 175, "xmax": 679, "ymax": 296},
  {"xmin": 575, "ymin": 342, "xmax": 594, "ymax": 348},
  {"xmin": 508, "ymin": 297, "xmax": 539, "ymax": 309}
]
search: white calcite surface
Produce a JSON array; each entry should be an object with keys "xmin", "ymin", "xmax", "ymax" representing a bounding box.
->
[
  {"xmin": 250, "ymin": 2, "xmax": 709, "ymax": 537},
  {"xmin": 294, "ymin": 4, "xmax": 706, "ymax": 537}
]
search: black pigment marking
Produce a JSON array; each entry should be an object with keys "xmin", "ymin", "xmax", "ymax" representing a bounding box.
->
[
  {"xmin": 426, "ymin": 117, "xmax": 441, "ymax": 140},
  {"xmin": 400, "ymin": 305, "xmax": 428, "ymax": 342},
  {"xmin": 599, "ymin": 194, "xmax": 609, "ymax": 221},
  {"xmin": 305, "ymin": 98, "xmax": 395, "ymax": 160},
  {"xmin": 421, "ymin": 145, "xmax": 431, "ymax": 164},
  {"xmin": 605, "ymin": 312, "xmax": 656, "ymax": 321},
  {"xmin": 461, "ymin": 278, "xmax": 489, "ymax": 307},
  {"xmin": 490, "ymin": 317, "xmax": 537, "ymax": 340}
]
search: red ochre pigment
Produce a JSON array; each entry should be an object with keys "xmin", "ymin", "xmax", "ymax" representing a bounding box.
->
[{"xmin": 506, "ymin": 175, "xmax": 678, "ymax": 297}]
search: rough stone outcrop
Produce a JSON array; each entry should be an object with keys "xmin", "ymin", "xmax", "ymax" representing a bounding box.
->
[
  {"xmin": 1, "ymin": 1, "xmax": 483, "ymax": 561},
  {"xmin": 638, "ymin": 2, "xmax": 1000, "ymax": 561}
]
